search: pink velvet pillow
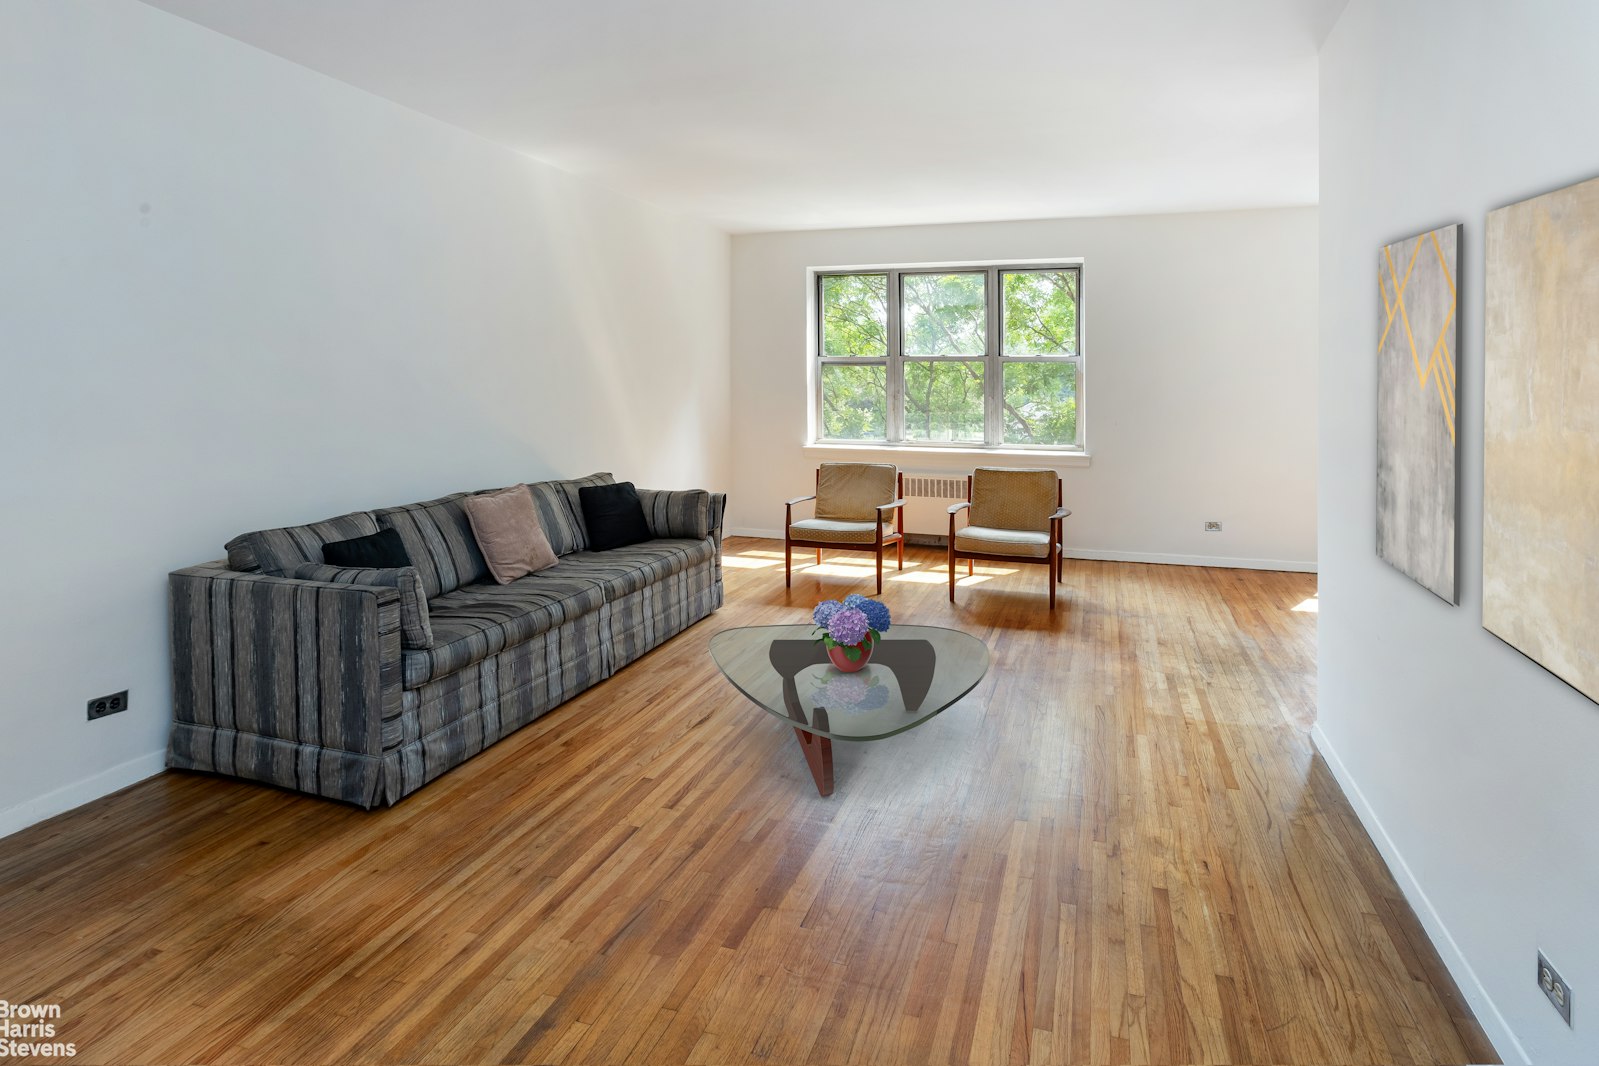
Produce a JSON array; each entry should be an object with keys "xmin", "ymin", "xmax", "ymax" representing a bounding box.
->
[{"xmin": 464, "ymin": 486, "xmax": 558, "ymax": 584}]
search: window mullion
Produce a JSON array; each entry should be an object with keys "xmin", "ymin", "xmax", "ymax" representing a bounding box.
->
[
  {"xmin": 887, "ymin": 270, "xmax": 904, "ymax": 443},
  {"xmin": 984, "ymin": 267, "xmax": 1001, "ymax": 446}
]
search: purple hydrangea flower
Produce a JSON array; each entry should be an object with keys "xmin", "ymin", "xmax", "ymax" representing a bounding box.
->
[
  {"xmin": 812, "ymin": 600, "xmax": 844, "ymax": 627},
  {"xmin": 825, "ymin": 606, "xmax": 871, "ymax": 646},
  {"xmin": 843, "ymin": 594, "xmax": 891, "ymax": 634}
]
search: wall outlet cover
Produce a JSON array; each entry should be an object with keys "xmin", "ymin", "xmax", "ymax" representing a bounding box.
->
[
  {"xmin": 1539, "ymin": 950, "xmax": 1573, "ymax": 1026},
  {"xmin": 87, "ymin": 690, "xmax": 129, "ymax": 721}
]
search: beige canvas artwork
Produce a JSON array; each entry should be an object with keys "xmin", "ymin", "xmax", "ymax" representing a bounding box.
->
[{"xmin": 1483, "ymin": 174, "xmax": 1599, "ymax": 704}]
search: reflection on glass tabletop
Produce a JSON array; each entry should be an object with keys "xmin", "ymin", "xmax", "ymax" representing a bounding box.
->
[{"xmin": 708, "ymin": 624, "xmax": 990, "ymax": 741}]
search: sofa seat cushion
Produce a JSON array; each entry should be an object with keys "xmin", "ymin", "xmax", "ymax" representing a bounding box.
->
[
  {"xmin": 402, "ymin": 572, "xmax": 606, "ymax": 688},
  {"xmin": 788, "ymin": 518, "xmax": 878, "ymax": 545},
  {"xmin": 546, "ymin": 539, "xmax": 715, "ymax": 599},
  {"xmin": 954, "ymin": 526, "xmax": 1056, "ymax": 559}
]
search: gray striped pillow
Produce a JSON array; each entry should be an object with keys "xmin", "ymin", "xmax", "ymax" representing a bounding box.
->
[
  {"xmin": 637, "ymin": 489, "xmax": 711, "ymax": 540},
  {"xmin": 291, "ymin": 563, "xmax": 434, "ymax": 649}
]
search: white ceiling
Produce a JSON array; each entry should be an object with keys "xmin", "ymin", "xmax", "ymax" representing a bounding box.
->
[{"xmin": 142, "ymin": 0, "xmax": 1347, "ymax": 233}]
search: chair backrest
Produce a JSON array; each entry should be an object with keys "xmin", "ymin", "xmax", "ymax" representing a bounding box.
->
[
  {"xmin": 969, "ymin": 467, "xmax": 1059, "ymax": 532},
  {"xmin": 815, "ymin": 463, "xmax": 897, "ymax": 522}
]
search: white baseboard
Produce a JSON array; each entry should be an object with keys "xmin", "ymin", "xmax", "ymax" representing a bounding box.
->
[
  {"xmin": 724, "ymin": 528, "xmax": 1317, "ymax": 574},
  {"xmin": 726, "ymin": 526, "xmax": 788, "ymax": 540},
  {"xmin": 0, "ymin": 749, "xmax": 167, "ymax": 841},
  {"xmin": 1311, "ymin": 723, "xmax": 1527, "ymax": 1066},
  {"xmin": 1062, "ymin": 547, "xmax": 1317, "ymax": 572}
]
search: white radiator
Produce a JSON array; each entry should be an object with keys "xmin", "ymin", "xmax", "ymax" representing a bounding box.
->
[
  {"xmin": 902, "ymin": 474, "xmax": 967, "ymax": 500},
  {"xmin": 900, "ymin": 472, "xmax": 968, "ymax": 541}
]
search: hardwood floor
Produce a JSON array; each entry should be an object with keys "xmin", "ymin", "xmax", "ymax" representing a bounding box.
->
[{"xmin": 0, "ymin": 540, "xmax": 1495, "ymax": 1065}]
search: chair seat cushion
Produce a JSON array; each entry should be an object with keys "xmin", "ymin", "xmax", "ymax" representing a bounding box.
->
[
  {"xmin": 789, "ymin": 518, "xmax": 879, "ymax": 545},
  {"xmin": 954, "ymin": 525, "xmax": 1056, "ymax": 559},
  {"xmin": 402, "ymin": 570, "xmax": 606, "ymax": 688}
]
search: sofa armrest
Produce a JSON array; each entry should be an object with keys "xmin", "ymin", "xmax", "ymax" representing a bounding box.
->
[
  {"xmin": 707, "ymin": 492, "xmax": 727, "ymax": 583},
  {"xmin": 638, "ymin": 488, "xmax": 715, "ymax": 540},
  {"xmin": 169, "ymin": 563, "xmax": 403, "ymax": 762}
]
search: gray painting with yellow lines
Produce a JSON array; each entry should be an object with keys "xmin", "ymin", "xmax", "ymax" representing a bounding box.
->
[{"xmin": 1376, "ymin": 223, "xmax": 1459, "ymax": 603}]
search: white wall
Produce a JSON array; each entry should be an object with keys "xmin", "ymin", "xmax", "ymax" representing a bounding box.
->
[
  {"xmin": 728, "ymin": 209, "xmax": 1318, "ymax": 570},
  {"xmin": 0, "ymin": 0, "xmax": 730, "ymax": 837},
  {"xmin": 1317, "ymin": 2, "xmax": 1599, "ymax": 1062}
]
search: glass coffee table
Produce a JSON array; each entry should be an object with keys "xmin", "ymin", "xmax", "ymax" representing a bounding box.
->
[{"xmin": 708, "ymin": 624, "xmax": 989, "ymax": 796}]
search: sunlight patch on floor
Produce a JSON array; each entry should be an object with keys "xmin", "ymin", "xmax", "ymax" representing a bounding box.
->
[
  {"xmin": 722, "ymin": 555, "xmax": 781, "ymax": 569},
  {"xmin": 734, "ymin": 545, "xmax": 1018, "ymax": 587},
  {"xmin": 1292, "ymin": 596, "xmax": 1319, "ymax": 613},
  {"xmin": 890, "ymin": 569, "xmax": 1010, "ymax": 586},
  {"xmin": 791, "ymin": 563, "xmax": 887, "ymax": 579}
]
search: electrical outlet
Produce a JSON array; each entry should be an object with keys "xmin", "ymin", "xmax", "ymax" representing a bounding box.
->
[
  {"xmin": 1539, "ymin": 951, "xmax": 1573, "ymax": 1026},
  {"xmin": 1204, "ymin": 521, "xmax": 1223, "ymax": 532},
  {"xmin": 87, "ymin": 690, "xmax": 128, "ymax": 721}
]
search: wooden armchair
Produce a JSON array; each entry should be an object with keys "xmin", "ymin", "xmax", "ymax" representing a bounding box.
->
[
  {"xmin": 948, "ymin": 467, "xmax": 1070, "ymax": 609},
  {"xmin": 785, "ymin": 463, "xmax": 905, "ymax": 593}
]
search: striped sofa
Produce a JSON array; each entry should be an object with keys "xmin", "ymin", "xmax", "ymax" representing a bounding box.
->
[{"xmin": 167, "ymin": 473, "xmax": 726, "ymax": 808}]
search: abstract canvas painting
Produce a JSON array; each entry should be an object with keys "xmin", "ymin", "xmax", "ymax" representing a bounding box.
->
[
  {"xmin": 1377, "ymin": 224, "xmax": 1459, "ymax": 602},
  {"xmin": 1484, "ymin": 176, "xmax": 1599, "ymax": 704}
]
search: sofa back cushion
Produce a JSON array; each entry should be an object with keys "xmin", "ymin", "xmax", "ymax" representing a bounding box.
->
[
  {"xmin": 526, "ymin": 472, "xmax": 614, "ymax": 556},
  {"xmin": 226, "ymin": 511, "xmax": 380, "ymax": 576},
  {"xmin": 374, "ymin": 493, "xmax": 489, "ymax": 599}
]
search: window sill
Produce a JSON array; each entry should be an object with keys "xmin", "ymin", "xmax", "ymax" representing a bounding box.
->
[{"xmin": 803, "ymin": 442, "xmax": 1091, "ymax": 467}]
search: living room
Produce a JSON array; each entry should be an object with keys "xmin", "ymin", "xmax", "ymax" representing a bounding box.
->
[{"xmin": 2, "ymin": 1, "xmax": 1595, "ymax": 1064}]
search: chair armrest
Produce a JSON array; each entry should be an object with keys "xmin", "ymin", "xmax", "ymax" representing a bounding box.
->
[
  {"xmin": 1049, "ymin": 507, "xmax": 1072, "ymax": 521},
  {"xmin": 948, "ymin": 500, "xmax": 969, "ymax": 542},
  {"xmin": 785, "ymin": 494, "xmax": 816, "ymax": 533},
  {"xmin": 876, "ymin": 498, "xmax": 906, "ymax": 514},
  {"xmin": 169, "ymin": 564, "xmax": 403, "ymax": 769}
]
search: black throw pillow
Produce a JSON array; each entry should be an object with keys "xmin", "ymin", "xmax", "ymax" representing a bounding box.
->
[
  {"xmin": 579, "ymin": 482, "xmax": 651, "ymax": 552},
  {"xmin": 323, "ymin": 528, "xmax": 412, "ymax": 569}
]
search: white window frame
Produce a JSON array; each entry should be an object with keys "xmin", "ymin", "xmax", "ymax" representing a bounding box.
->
[{"xmin": 811, "ymin": 260, "xmax": 1086, "ymax": 453}]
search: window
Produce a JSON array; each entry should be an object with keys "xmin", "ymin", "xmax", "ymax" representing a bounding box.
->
[{"xmin": 815, "ymin": 264, "xmax": 1082, "ymax": 450}]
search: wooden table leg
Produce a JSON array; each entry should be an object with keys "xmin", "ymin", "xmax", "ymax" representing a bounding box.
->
[{"xmin": 793, "ymin": 728, "xmax": 834, "ymax": 796}]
